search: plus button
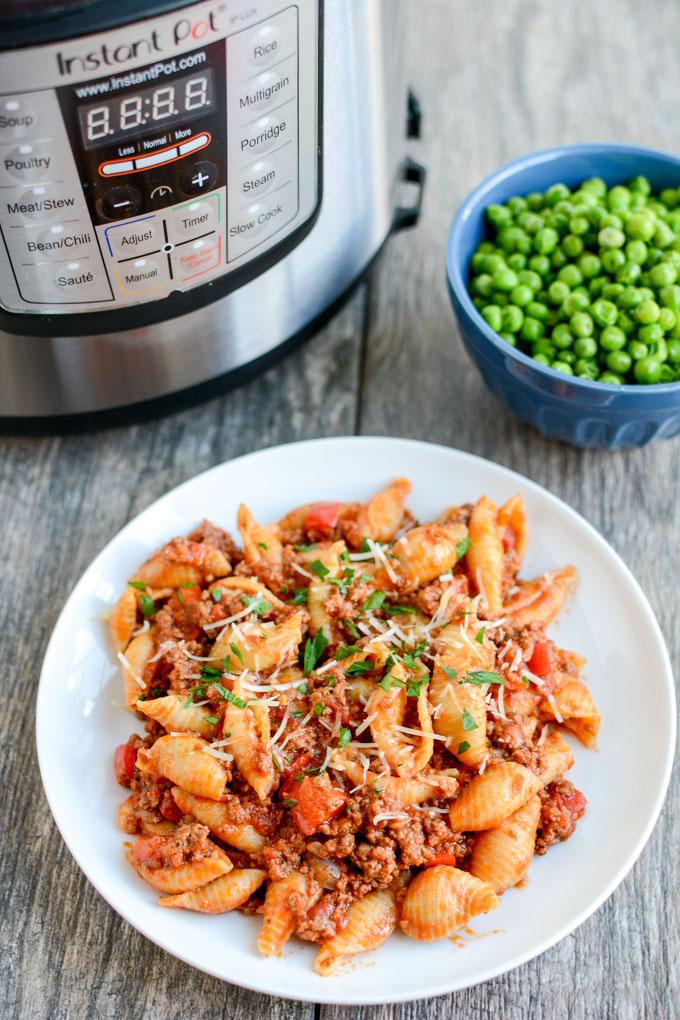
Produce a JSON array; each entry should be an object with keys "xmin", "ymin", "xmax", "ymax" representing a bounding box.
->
[
  {"xmin": 181, "ymin": 160, "xmax": 219, "ymax": 197},
  {"xmin": 192, "ymin": 171, "xmax": 210, "ymax": 190}
]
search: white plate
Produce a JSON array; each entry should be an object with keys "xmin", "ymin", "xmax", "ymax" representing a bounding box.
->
[{"xmin": 37, "ymin": 437, "xmax": 675, "ymax": 1004}]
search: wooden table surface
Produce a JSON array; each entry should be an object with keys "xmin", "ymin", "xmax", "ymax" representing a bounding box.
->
[{"xmin": 2, "ymin": 1, "xmax": 678, "ymax": 1017}]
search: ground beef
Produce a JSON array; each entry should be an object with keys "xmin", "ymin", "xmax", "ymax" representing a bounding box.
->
[
  {"xmin": 140, "ymin": 822, "xmax": 214, "ymax": 870},
  {"xmin": 130, "ymin": 769, "xmax": 172, "ymax": 814},
  {"xmin": 416, "ymin": 575, "xmax": 468, "ymax": 619},
  {"xmin": 260, "ymin": 822, "xmax": 307, "ymax": 880},
  {"xmin": 535, "ymin": 780, "xmax": 587, "ymax": 854},
  {"xmin": 350, "ymin": 839, "xmax": 399, "ymax": 885},
  {"xmin": 188, "ymin": 519, "xmax": 242, "ymax": 564}
]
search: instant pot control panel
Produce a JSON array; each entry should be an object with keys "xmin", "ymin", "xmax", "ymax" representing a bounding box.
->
[{"xmin": 0, "ymin": 0, "xmax": 320, "ymax": 324}]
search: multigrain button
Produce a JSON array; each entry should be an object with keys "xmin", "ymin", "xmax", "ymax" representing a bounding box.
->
[
  {"xmin": 237, "ymin": 115, "xmax": 288, "ymax": 158},
  {"xmin": 3, "ymin": 143, "xmax": 51, "ymax": 181},
  {"xmin": 246, "ymin": 23, "xmax": 282, "ymax": 67},
  {"xmin": 0, "ymin": 98, "xmax": 38, "ymax": 141},
  {"xmin": 104, "ymin": 215, "xmax": 163, "ymax": 258},
  {"xmin": 237, "ymin": 69, "xmax": 293, "ymax": 115}
]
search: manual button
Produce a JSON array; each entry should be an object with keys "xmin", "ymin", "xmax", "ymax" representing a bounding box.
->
[
  {"xmin": 114, "ymin": 253, "xmax": 168, "ymax": 296},
  {"xmin": 104, "ymin": 215, "xmax": 163, "ymax": 258}
]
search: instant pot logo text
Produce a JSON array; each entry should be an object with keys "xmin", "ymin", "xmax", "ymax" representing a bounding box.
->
[{"xmin": 55, "ymin": 7, "xmax": 225, "ymax": 77}]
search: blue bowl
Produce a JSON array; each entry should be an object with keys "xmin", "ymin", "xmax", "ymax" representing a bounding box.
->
[{"xmin": 446, "ymin": 144, "xmax": 680, "ymax": 448}]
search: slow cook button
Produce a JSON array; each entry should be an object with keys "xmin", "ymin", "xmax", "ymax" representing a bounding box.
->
[
  {"xmin": 172, "ymin": 234, "xmax": 223, "ymax": 281},
  {"xmin": 3, "ymin": 143, "xmax": 52, "ymax": 181},
  {"xmin": 166, "ymin": 197, "xmax": 219, "ymax": 241},
  {"xmin": 0, "ymin": 98, "xmax": 39, "ymax": 141},
  {"xmin": 236, "ymin": 115, "xmax": 289, "ymax": 158},
  {"xmin": 114, "ymin": 253, "xmax": 168, "ymax": 296},
  {"xmin": 236, "ymin": 160, "xmax": 279, "ymax": 199},
  {"xmin": 51, "ymin": 261, "xmax": 110, "ymax": 300},
  {"xmin": 228, "ymin": 196, "xmax": 288, "ymax": 244},
  {"xmin": 104, "ymin": 215, "xmax": 163, "ymax": 258}
]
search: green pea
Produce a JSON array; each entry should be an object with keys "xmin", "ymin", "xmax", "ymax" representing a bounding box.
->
[
  {"xmin": 591, "ymin": 299, "xmax": 618, "ymax": 327},
  {"xmin": 617, "ymin": 261, "xmax": 642, "ymax": 286},
  {"xmin": 562, "ymin": 234, "xmax": 584, "ymax": 258},
  {"xmin": 527, "ymin": 301, "xmax": 549, "ymax": 322},
  {"xmin": 532, "ymin": 353, "xmax": 551, "ymax": 366},
  {"xmin": 606, "ymin": 350, "xmax": 632, "ymax": 374},
  {"xmin": 499, "ymin": 332, "xmax": 517, "ymax": 347},
  {"xmin": 601, "ymin": 249, "xmax": 626, "ymax": 273},
  {"xmin": 471, "ymin": 252, "xmax": 488, "ymax": 273},
  {"xmin": 557, "ymin": 264, "xmax": 583, "ymax": 288},
  {"xmin": 528, "ymin": 255, "xmax": 551, "ymax": 277},
  {"xmin": 634, "ymin": 355, "xmax": 662, "ymax": 383},
  {"xmin": 575, "ymin": 358, "xmax": 600, "ymax": 380},
  {"xmin": 548, "ymin": 280, "xmax": 570, "ymax": 305},
  {"xmin": 601, "ymin": 282, "xmax": 625, "ymax": 302},
  {"xmin": 618, "ymin": 286, "xmax": 644, "ymax": 309},
  {"xmin": 638, "ymin": 322, "xmax": 664, "ymax": 344},
  {"xmin": 521, "ymin": 317, "xmax": 545, "ymax": 342},
  {"xmin": 660, "ymin": 188, "xmax": 679, "ymax": 209},
  {"xmin": 563, "ymin": 292, "xmax": 590, "ymax": 316},
  {"xmin": 654, "ymin": 221, "xmax": 676, "ymax": 249},
  {"xmin": 600, "ymin": 325, "xmax": 626, "ymax": 350},
  {"xmin": 482, "ymin": 254, "xmax": 506, "ymax": 274},
  {"xmin": 598, "ymin": 372, "xmax": 624, "ymax": 384},
  {"xmin": 518, "ymin": 269, "xmax": 543, "ymax": 291},
  {"xmin": 659, "ymin": 307, "xmax": 677, "ymax": 332},
  {"xmin": 526, "ymin": 192, "xmax": 545, "ymax": 210},
  {"xmin": 510, "ymin": 284, "xmax": 534, "ymax": 308},
  {"xmin": 578, "ymin": 253, "xmax": 601, "ymax": 278},
  {"xmin": 628, "ymin": 340, "xmax": 649, "ymax": 361},
  {"xmin": 637, "ymin": 287, "xmax": 655, "ymax": 302},
  {"xmin": 574, "ymin": 336, "xmax": 597, "ymax": 358},
  {"xmin": 599, "ymin": 226, "xmax": 626, "ymax": 249},
  {"xmin": 492, "ymin": 267, "xmax": 519, "ymax": 292},
  {"xmin": 552, "ymin": 324, "xmax": 574, "ymax": 349},
  {"xmin": 663, "ymin": 251, "xmax": 680, "ymax": 271},
  {"xmin": 569, "ymin": 215, "xmax": 590, "ymax": 236},
  {"xmin": 667, "ymin": 339, "xmax": 680, "ymax": 364},
  {"xmin": 552, "ymin": 360, "xmax": 573, "ymax": 375},
  {"xmin": 471, "ymin": 274, "xmax": 493, "ymax": 298},
  {"xmin": 517, "ymin": 211, "xmax": 544, "ymax": 234},
  {"xmin": 583, "ymin": 177, "xmax": 607, "ymax": 197},
  {"xmin": 588, "ymin": 276, "xmax": 607, "ymax": 297},
  {"xmin": 625, "ymin": 239, "xmax": 648, "ymax": 265},
  {"xmin": 551, "ymin": 249, "xmax": 568, "ymax": 269},
  {"xmin": 646, "ymin": 247, "xmax": 663, "ymax": 267},
  {"xmin": 501, "ymin": 305, "xmax": 524, "ymax": 333},
  {"xmin": 635, "ymin": 300, "xmax": 660, "ymax": 324},
  {"xmin": 630, "ymin": 176, "xmax": 652, "ymax": 196},
  {"xmin": 534, "ymin": 227, "xmax": 559, "ymax": 255},
  {"xmin": 507, "ymin": 253, "xmax": 527, "ymax": 272},
  {"xmin": 487, "ymin": 204, "xmax": 513, "ymax": 229},
  {"xmin": 508, "ymin": 195, "xmax": 528, "ymax": 216},
  {"xmin": 616, "ymin": 311, "xmax": 636, "ymax": 335},
  {"xmin": 545, "ymin": 183, "xmax": 571, "ymax": 206},
  {"xmin": 494, "ymin": 293, "xmax": 510, "ymax": 307},
  {"xmin": 649, "ymin": 261, "xmax": 678, "ymax": 287},
  {"xmin": 498, "ymin": 226, "xmax": 532, "ymax": 255},
  {"xmin": 626, "ymin": 212, "xmax": 655, "ymax": 241},
  {"xmin": 481, "ymin": 305, "xmax": 503, "ymax": 332},
  {"xmin": 570, "ymin": 312, "xmax": 594, "ymax": 338},
  {"xmin": 629, "ymin": 193, "xmax": 647, "ymax": 212}
]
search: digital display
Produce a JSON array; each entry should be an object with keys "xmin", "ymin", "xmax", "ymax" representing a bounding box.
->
[{"xmin": 77, "ymin": 69, "xmax": 216, "ymax": 149}]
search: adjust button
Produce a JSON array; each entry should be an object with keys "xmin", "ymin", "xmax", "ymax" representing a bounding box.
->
[
  {"xmin": 104, "ymin": 215, "xmax": 163, "ymax": 258},
  {"xmin": 0, "ymin": 98, "xmax": 39, "ymax": 141}
]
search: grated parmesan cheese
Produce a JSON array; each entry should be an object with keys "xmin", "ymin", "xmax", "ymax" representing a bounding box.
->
[
  {"xmin": 392, "ymin": 724, "xmax": 447, "ymax": 741},
  {"xmin": 546, "ymin": 692, "xmax": 564, "ymax": 724},
  {"xmin": 117, "ymin": 650, "xmax": 145, "ymax": 688},
  {"xmin": 372, "ymin": 811, "xmax": 409, "ymax": 824},
  {"xmin": 291, "ymin": 562, "xmax": 315, "ymax": 581},
  {"xmin": 355, "ymin": 712, "xmax": 376, "ymax": 736}
]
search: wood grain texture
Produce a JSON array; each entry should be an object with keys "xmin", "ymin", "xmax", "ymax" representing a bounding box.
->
[{"xmin": 2, "ymin": 0, "xmax": 679, "ymax": 1017}]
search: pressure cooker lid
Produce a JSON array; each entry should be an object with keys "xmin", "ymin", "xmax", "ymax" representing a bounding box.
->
[{"xmin": 0, "ymin": 0, "xmax": 195, "ymax": 50}]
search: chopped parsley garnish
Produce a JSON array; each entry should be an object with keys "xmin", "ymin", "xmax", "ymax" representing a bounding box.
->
[
  {"xmin": 308, "ymin": 560, "xmax": 330, "ymax": 580},
  {"xmin": 204, "ymin": 714, "xmax": 219, "ymax": 725},
  {"xmin": 385, "ymin": 604, "xmax": 414, "ymax": 617},
  {"xmin": 302, "ymin": 629, "xmax": 329, "ymax": 675},
  {"xmin": 361, "ymin": 590, "xmax": 387, "ymax": 613},
  {"xmin": 148, "ymin": 686, "xmax": 165, "ymax": 699},
  {"xmin": 379, "ymin": 675, "xmax": 394, "ymax": 691},
  {"xmin": 279, "ymin": 585, "xmax": 289, "ymax": 595},
  {"xmin": 338, "ymin": 727, "xmax": 351, "ymax": 749},
  {"xmin": 345, "ymin": 620, "xmax": 360, "ymax": 639},
  {"xmin": 345, "ymin": 659, "xmax": 373, "ymax": 677},
  {"xmin": 359, "ymin": 537, "xmax": 372, "ymax": 553},
  {"xmin": 292, "ymin": 587, "xmax": 309, "ymax": 605},
  {"xmin": 283, "ymin": 797, "xmax": 298, "ymax": 809},
  {"xmin": 336, "ymin": 644, "xmax": 362, "ymax": 660},
  {"xmin": 462, "ymin": 707, "xmax": 478, "ymax": 731},
  {"xmin": 406, "ymin": 676, "xmax": 426, "ymax": 698},
  {"xmin": 442, "ymin": 666, "xmax": 458, "ymax": 678},
  {"xmin": 230, "ymin": 642, "xmax": 245, "ymax": 664},
  {"xmin": 312, "ymin": 703, "xmax": 325, "ymax": 717},
  {"xmin": 296, "ymin": 682, "xmax": 309, "ymax": 697},
  {"xmin": 460, "ymin": 670, "xmax": 505, "ymax": 686},
  {"xmin": 176, "ymin": 589, "xmax": 185, "ymax": 607},
  {"xmin": 328, "ymin": 567, "xmax": 355, "ymax": 594},
  {"xmin": 295, "ymin": 543, "xmax": 317, "ymax": 552},
  {"xmin": 185, "ymin": 681, "xmax": 247, "ymax": 709},
  {"xmin": 458, "ymin": 740, "xmax": 471, "ymax": 754},
  {"xmin": 138, "ymin": 592, "xmax": 156, "ymax": 618},
  {"xmin": 291, "ymin": 710, "xmax": 303, "ymax": 718},
  {"xmin": 128, "ymin": 580, "xmax": 146, "ymax": 591},
  {"xmin": 521, "ymin": 674, "xmax": 531, "ymax": 686},
  {"xmin": 402, "ymin": 640, "xmax": 427, "ymax": 670},
  {"xmin": 210, "ymin": 587, "xmax": 223, "ymax": 602},
  {"xmin": 257, "ymin": 541, "xmax": 268, "ymax": 551},
  {"xmin": 456, "ymin": 537, "xmax": 471, "ymax": 559},
  {"xmin": 242, "ymin": 596, "xmax": 271, "ymax": 616},
  {"xmin": 475, "ymin": 626, "xmax": 486, "ymax": 644},
  {"xmin": 326, "ymin": 677, "xmax": 337, "ymax": 689}
]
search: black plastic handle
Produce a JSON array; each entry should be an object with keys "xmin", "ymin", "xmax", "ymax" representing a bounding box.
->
[{"xmin": 392, "ymin": 157, "xmax": 427, "ymax": 233}]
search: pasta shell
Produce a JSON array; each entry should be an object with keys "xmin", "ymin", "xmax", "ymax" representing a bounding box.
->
[
  {"xmin": 134, "ymin": 539, "xmax": 231, "ymax": 588},
  {"xmin": 159, "ymin": 868, "xmax": 266, "ymax": 913},
  {"xmin": 541, "ymin": 678, "xmax": 600, "ymax": 748},
  {"xmin": 136, "ymin": 735, "xmax": 228, "ymax": 801},
  {"xmin": 136, "ymin": 695, "xmax": 218, "ymax": 739},
  {"xmin": 400, "ymin": 866, "xmax": 499, "ymax": 941},
  {"xmin": 224, "ymin": 678, "xmax": 275, "ymax": 800},
  {"xmin": 503, "ymin": 566, "xmax": 577, "ymax": 628},
  {"xmin": 355, "ymin": 478, "xmax": 412, "ymax": 544},
  {"xmin": 118, "ymin": 796, "xmax": 175, "ymax": 836},
  {"xmin": 389, "ymin": 523, "xmax": 469, "ymax": 592},
  {"xmin": 171, "ymin": 787, "xmax": 265, "ymax": 852},
  {"xmin": 467, "ymin": 496, "xmax": 504, "ymax": 616},
  {"xmin": 211, "ymin": 611, "xmax": 305, "ymax": 674},
  {"xmin": 120, "ymin": 630, "xmax": 155, "ymax": 709},
  {"xmin": 314, "ymin": 889, "xmax": 397, "ymax": 975},
  {"xmin": 498, "ymin": 493, "xmax": 528, "ymax": 562},
  {"xmin": 237, "ymin": 504, "xmax": 283, "ymax": 565},
  {"xmin": 448, "ymin": 761, "xmax": 542, "ymax": 831},
  {"xmin": 124, "ymin": 841, "xmax": 232, "ymax": 894},
  {"xmin": 211, "ymin": 576, "xmax": 285, "ymax": 610},
  {"xmin": 469, "ymin": 794, "xmax": 541, "ymax": 893},
  {"xmin": 308, "ymin": 541, "xmax": 345, "ymax": 639},
  {"xmin": 339, "ymin": 758, "xmax": 458, "ymax": 805},
  {"xmin": 108, "ymin": 586, "xmax": 139, "ymax": 653},
  {"xmin": 429, "ymin": 637, "xmax": 493, "ymax": 767},
  {"xmin": 539, "ymin": 731, "xmax": 574, "ymax": 786},
  {"xmin": 257, "ymin": 871, "xmax": 312, "ymax": 957}
]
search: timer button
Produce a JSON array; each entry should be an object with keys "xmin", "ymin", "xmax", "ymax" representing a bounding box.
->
[
  {"xmin": 167, "ymin": 198, "xmax": 219, "ymax": 241},
  {"xmin": 0, "ymin": 98, "xmax": 38, "ymax": 141},
  {"xmin": 180, "ymin": 161, "xmax": 219, "ymax": 196},
  {"xmin": 99, "ymin": 185, "xmax": 143, "ymax": 221},
  {"xmin": 2, "ymin": 143, "xmax": 51, "ymax": 181},
  {"xmin": 246, "ymin": 24, "xmax": 282, "ymax": 67}
]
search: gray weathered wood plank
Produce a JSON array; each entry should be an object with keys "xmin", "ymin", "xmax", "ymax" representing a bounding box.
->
[{"xmin": 0, "ymin": 288, "xmax": 366, "ymax": 1020}]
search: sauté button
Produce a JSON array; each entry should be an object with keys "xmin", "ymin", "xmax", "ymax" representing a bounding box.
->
[
  {"xmin": 180, "ymin": 161, "xmax": 219, "ymax": 196},
  {"xmin": 3, "ymin": 143, "xmax": 51, "ymax": 181},
  {"xmin": 100, "ymin": 186, "xmax": 143, "ymax": 221},
  {"xmin": 52, "ymin": 261, "xmax": 101, "ymax": 294},
  {"xmin": 0, "ymin": 98, "xmax": 38, "ymax": 141}
]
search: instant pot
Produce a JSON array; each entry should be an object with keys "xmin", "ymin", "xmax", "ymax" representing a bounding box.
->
[{"xmin": 0, "ymin": 0, "xmax": 424, "ymax": 419}]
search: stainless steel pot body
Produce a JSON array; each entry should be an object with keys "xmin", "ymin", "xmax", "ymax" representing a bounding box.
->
[{"xmin": 0, "ymin": 0, "xmax": 413, "ymax": 416}]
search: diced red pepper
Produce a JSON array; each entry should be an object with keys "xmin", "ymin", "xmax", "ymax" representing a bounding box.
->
[
  {"xmin": 132, "ymin": 834, "xmax": 165, "ymax": 866},
  {"xmin": 160, "ymin": 793, "xmax": 183, "ymax": 823},
  {"xmin": 502, "ymin": 525, "xmax": 516, "ymax": 550},
  {"xmin": 423, "ymin": 854, "xmax": 459, "ymax": 868},
  {"xmin": 306, "ymin": 503, "xmax": 341, "ymax": 537},
  {"xmin": 169, "ymin": 584, "xmax": 202, "ymax": 614},
  {"xmin": 559, "ymin": 787, "xmax": 587, "ymax": 819},
  {"xmin": 114, "ymin": 742, "xmax": 138, "ymax": 786},
  {"xmin": 288, "ymin": 776, "xmax": 348, "ymax": 836},
  {"xmin": 528, "ymin": 640, "xmax": 554, "ymax": 678}
]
